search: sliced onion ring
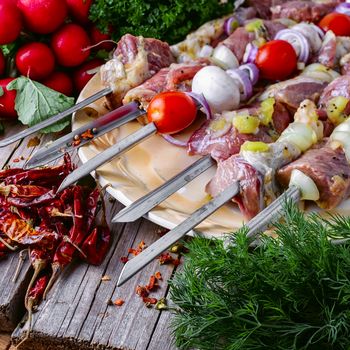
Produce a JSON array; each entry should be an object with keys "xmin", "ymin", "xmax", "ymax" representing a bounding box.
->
[
  {"xmin": 243, "ymin": 43, "xmax": 258, "ymax": 63},
  {"xmin": 239, "ymin": 63, "xmax": 259, "ymax": 85},
  {"xmin": 162, "ymin": 92, "xmax": 212, "ymax": 147},
  {"xmin": 226, "ymin": 68, "xmax": 253, "ymax": 101},
  {"xmin": 275, "ymin": 29, "xmax": 310, "ymax": 63},
  {"xmin": 335, "ymin": 2, "xmax": 350, "ymax": 16},
  {"xmin": 309, "ymin": 23, "xmax": 325, "ymax": 40},
  {"xmin": 289, "ymin": 169, "xmax": 320, "ymax": 201},
  {"xmin": 224, "ymin": 16, "xmax": 239, "ymax": 36}
]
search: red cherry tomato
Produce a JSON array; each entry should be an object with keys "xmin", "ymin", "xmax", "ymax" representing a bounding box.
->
[
  {"xmin": 90, "ymin": 26, "xmax": 115, "ymax": 51},
  {"xmin": 17, "ymin": 0, "xmax": 67, "ymax": 34},
  {"xmin": 0, "ymin": 78, "xmax": 17, "ymax": 120},
  {"xmin": 73, "ymin": 58, "xmax": 104, "ymax": 93},
  {"xmin": 255, "ymin": 40, "xmax": 297, "ymax": 81},
  {"xmin": 0, "ymin": 51, "xmax": 5, "ymax": 76},
  {"xmin": 319, "ymin": 13, "xmax": 350, "ymax": 37},
  {"xmin": 0, "ymin": 2, "xmax": 22, "ymax": 45},
  {"xmin": 42, "ymin": 71, "xmax": 73, "ymax": 96},
  {"xmin": 147, "ymin": 92, "xmax": 197, "ymax": 134},
  {"xmin": 15, "ymin": 42, "xmax": 55, "ymax": 81},
  {"xmin": 51, "ymin": 24, "xmax": 91, "ymax": 67},
  {"xmin": 66, "ymin": 0, "xmax": 92, "ymax": 24}
]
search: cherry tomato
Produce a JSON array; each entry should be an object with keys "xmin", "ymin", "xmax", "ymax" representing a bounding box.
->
[
  {"xmin": 17, "ymin": 0, "xmax": 67, "ymax": 34},
  {"xmin": 51, "ymin": 24, "xmax": 91, "ymax": 67},
  {"xmin": 255, "ymin": 40, "xmax": 297, "ymax": 81},
  {"xmin": 0, "ymin": 2, "xmax": 22, "ymax": 45},
  {"xmin": 66, "ymin": 0, "xmax": 92, "ymax": 24},
  {"xmin": 16, "ymin": 42, "xmax": 55, "ymax": 81},
  {"xmin": 147, "ymin": 92, "xmax": 197, "ymax": 134},
  {"xmin": 73, "ymin": 58, "xmax": 104, "ymax": 93},
  {"xmin": 0, "ymin": 78, "xmax": 17, "ymax": 120},
  {"xmin": 319, "ymin": 13, "xmax": 350, "ymax": 36},
  {"xmin": 90, "ymin": 26, "xmax": 115, "ymax": 52},
  {"xmin": 42, "ymin": 72, "xmax": 73, "ymax": 96},
  {"xmin": 0, "ymin": 51, "xmax": 5, "ymax": 76}
]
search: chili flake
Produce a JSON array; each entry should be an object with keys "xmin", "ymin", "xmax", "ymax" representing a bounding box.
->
[
  {"xmin": 155, "ymin": 271, "xmax": 162, "ymax": 280},
  {"xmin": 136, "ymin": 285, "xmax": 149, "ymax": 298},
  {"xmin": 142, "ymin": 297, "xmax": 157, "ymax": 305},
  {"xmin": 81, "ymin": 129, "xmax": 94, "ymax": 140},
  {"xmin": 114, "ymin": 298, "xmax": 124, "ymax": 306},
  {"xmin": 146, "ymin": 275, "xmax": 158, "ymax": 291},
  {"xmin": 120, "ymin": 256, "xmax": 129, "ymax": 264}
]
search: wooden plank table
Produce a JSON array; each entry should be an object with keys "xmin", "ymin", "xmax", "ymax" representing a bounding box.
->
[{"xmin": 0, "ymin": 121, "xmax": 179, "ymax": 349}]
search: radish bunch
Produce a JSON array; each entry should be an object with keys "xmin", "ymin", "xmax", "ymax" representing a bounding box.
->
[{"xmin": 0, "ymin": 0, "xmax": 113, "ymax": 120}]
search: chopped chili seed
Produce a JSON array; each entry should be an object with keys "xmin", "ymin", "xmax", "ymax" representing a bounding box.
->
[
  {"xmin": 158, "ymin": 252, "xmax": 174, "ymax": 265},
  {"xmin": 101, "ymin": 275, "xmax": 111, "ymax": 282},
  {"xmin": 114, "ymin": 298, "xmax": 124, "ymax": 306},
  {"xmin": 138, "ymin": 240, "xmax": 146, "ymax": 250},
  {"xmin": 142, "ymin": 297, "xmax": 157, "ymax": 305},
  {"xmin": 73, "ymin": 140, "xmax": 81, "ymax": 147},
  {"xmin": 120, "ymin": 256, "xmax": 129, "ymax": 264},
  {"xmin": 128, "ymin": 248, "xmax": 140, "ymax": 256},
  {"xmin": 155, "ymin": 271, "xmax": 162, "ymax": 280},
  {"xmin": 136, "ymin": 285, "xmax": 149, "ymax": 298},
  {"xmin": 13, "ymin": 158, "xmax": 20, "ymax": 163}
]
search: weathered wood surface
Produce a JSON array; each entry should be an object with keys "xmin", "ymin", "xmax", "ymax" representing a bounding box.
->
[{"xmin": 0, "ymin": 122, "xmax": 178, "ymax": 349}]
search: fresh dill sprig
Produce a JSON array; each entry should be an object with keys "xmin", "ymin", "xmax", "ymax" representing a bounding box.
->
[{"xmin": 170, "ymin": 202, "xmax": 350, "ymax": 350}]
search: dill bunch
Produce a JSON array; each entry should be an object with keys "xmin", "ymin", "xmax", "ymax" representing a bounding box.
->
[{"xmin": 170, "ymin": 202, "xmax": 350, "ymax": 350}]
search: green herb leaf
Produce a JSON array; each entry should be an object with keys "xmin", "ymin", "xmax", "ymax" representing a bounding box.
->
[
  {"xmin": 7, "ymin": 77, "xmax": 75, "ymax": 134},
  {"xmin": 170, "ymin": 202, "xmax": 350, "ymax": 349},
  {"xmin": 0, "ymin": 86, "xmax": 4, "ymax": 97}
]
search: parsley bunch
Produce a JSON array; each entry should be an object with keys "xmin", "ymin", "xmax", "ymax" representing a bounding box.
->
[
  {"xmin": 89, "ymin": 0, "xmax": 234, "ymax": 44},
  {"xmin": 170, "ymin": 202, "xmax": 350, "ymax": 349}
]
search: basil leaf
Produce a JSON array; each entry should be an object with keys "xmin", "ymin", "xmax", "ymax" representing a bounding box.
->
[{"xmin": 7, "ymin": 77, "xmax": 75, "ymax": 134}]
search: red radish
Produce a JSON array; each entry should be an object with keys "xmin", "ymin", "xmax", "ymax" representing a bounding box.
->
[
  {"xmin": 73, "ymin": 58, "xmax": 104, "ymax": 92},
  {"xmin": 0, "ymin": 78, "xmax": 17, "ymax": 120},
  {"xmin": 66, "ymin": 0, "xmax": 92, "ymax": 24},
  {"xmin": 51, "ymin": 24, "xmax": 91, "ymax": 67},
  {"xmin": 0, "ymin": 2, "xmax": 22, "ymax": 45},
  {"xmin": 42, "ymin": 71, "xmax": 73, "ymax": 96},
  {"xmin": 15, "ymin": 42, "xmax": 55, "ymax": 81},
  {"xmin": 90, "ymin": 26, "xmax": 115, "ymax": 51},
  {"xmin": 0, "ymin": 51, "xmax": 5, "ymax": 76},
  {"xmin": 17, "ymin": 0, "xmax": 67, "ymax": 34}
]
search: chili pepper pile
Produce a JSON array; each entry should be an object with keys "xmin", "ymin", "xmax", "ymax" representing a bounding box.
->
[{"xmin": 0, "ymin": 154, "xmax": 111, "ymax": 341}]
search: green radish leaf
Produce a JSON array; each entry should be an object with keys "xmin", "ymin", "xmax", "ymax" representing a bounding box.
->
[{"xmin": 7, "ymin": 77, "xmax": 75, "ymax": 134}]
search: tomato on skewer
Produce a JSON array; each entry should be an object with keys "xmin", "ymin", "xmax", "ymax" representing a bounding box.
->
[
  {"xmin": 319, "ymin": 13, "xmax": 350, "ymax": 37},
  {"xmin": 147, "ymin": 92, "xmax": 197, "ymax": 134}
]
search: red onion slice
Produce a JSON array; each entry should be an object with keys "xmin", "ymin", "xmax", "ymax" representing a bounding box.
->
[
  {"xmin": 162, "ymin": 92, "xmax": 212, "ymax": 147},
  {"xmin": 224, "ymin": 16, "xmax": 239, "ymax": 36},
  {"xmin": 243, "ymin": 43, "xmax": 258, "ymax": 63},
  {"xmin": 275, "ymin": 29, "xmax": 310, "ymax": 63},
  {"xmin": 310, "ymin": 23, "xmax": 325, "ymax": 40},
  {"xmin": 335, "ymin": 2, "xmax": 350, "ymax": 16},
  {"xmin": 239, "ymin": 63, "xmax": 260, "ymax": 85},
  {"xmin": 226, "ymin": 68, "xmax": 253, "ymax": 101}
]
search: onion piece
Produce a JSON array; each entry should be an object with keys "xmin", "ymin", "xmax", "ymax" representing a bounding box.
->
[
  {"xmin": 186, "ymin": 92, "xmax": 212, "ymax": 119},
  {"xmin": 301, "ymin": 63, "xmax": 340, "ymax": 83},
  {"xmin": 335, "ymin": 2, "xmax": 350, "ymax": 16},
  {"xmin": 333, "ymin": 120, "xmax": 350, "ymax": 133},
  {"xmin": 275, "ymin": 29, "xmax": 310, "ymax": 63},
  {"xmin": 238, "ymin": 63, "xmax": 259, "ymax": 85},
  {"xmin": 212, "ymin": 45, "xmax": 239, "ymax": 69},
  {"xmin": 226, "ymin": 68, "xmax": 253, "ymax": 101},
  {"xmin": 162, "ymin": 134, "xmax": 187, "ymax": 147},
  {"xmin": 292, "ymin": 23, "xmax": 323, "ymax": 53},
  {"xmin": 289, "ymin": 169, "xmax": 320, "ymax": 201},
  {"xmin": 224, "ymin": 16, "xmax": 239, "ymax": 36},
  {"xmin": 243, "ymin": 43, "xmax": 258, "ymax": 63},
  {"xmin": 199, "ymin": 44, "xmax": 214, "ymax": 58}
]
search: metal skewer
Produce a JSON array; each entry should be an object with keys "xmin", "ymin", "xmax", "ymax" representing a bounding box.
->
[
  {"xmin": 0, "ymin": 88, "xmax": 112, "ymax": 148},
  {"xmin": 57, "ymin": 122, "xmax": 156, "ymax": 192},
  {"xmin": 25, "ymin": 102, "xmax": 143, "ymax": 169},
  {"xmin": 117, "ymin": 181, "xmax": 240, "ymax": 287},
  {"xmin": 112, "ymin": 155, "xmax": 215, "ymax": 223}
]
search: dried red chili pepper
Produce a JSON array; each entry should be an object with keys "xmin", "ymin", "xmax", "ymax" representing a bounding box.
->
[
  {"xmin": 80, "ymin": 225, "xmax": 111, "ymax": 265},
  {"xmin": 0, "ymin": 168, "xmax": 23, "ymax": 180},
  {"xmin": 0, "ymin": 184, "xmax": 50, "ymax": 198},
  {"xmin": 0, "ymin": 210, "xmax": 57, "ymax": 245},
  {"xmin": 114, "ymin": 298, "xmax": 124, "ymax": 306},
  {"xmin": 5, "ymin": 190, "xmax": 57, "ymax": 208},
  {"xmin": 120, "ymin": 256, "xmax": 128, "ymax": 264},
  {"xmin": 85, "ymin": 188, "xmax": 100, "ymax": 233}
]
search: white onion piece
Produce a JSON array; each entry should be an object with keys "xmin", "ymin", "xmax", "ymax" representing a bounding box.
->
[
  {"xmin": 333, "ymin": 120, "xmax": 350, "ymax": 133},
  {"xmin": 192, "ymin": 66, "xmax": 240, "ymax": 113},
  {"xmin": 289, "ymin": 169, "xmax": 320, "ymax": 201},
  {"xmin": 226, "ymin": 68, "xmax": 253, "ymax": 101},
  {"xmin": 275, "ymin": 29, "xmax": 310, "ymax": 62},
  {"xmin": 279, "ymin": 122, "xmax": 317, "ymax": 151},
  {"xmin": 301, "ymin": 63, "xmax": 340, "ymax": 83},
  {"xmin": 330, "ymin": 131, "xmax": 350, "ymax": 149},
  {"xmin": 199, "ymin": 44, "xmax": 214, "ymax": 58},
  {"xmin": 162, "ymin": 134, "xmax": 187, "ymax": 147},
  {"xmin": 212, "ymin": 45, "xmax": 239, "ymax": 69},
  {"xmin": 292, "ymin": 23, "xmax": 323, "ymax": 53},
  {"xmin": 238, "ymin": 63, "xmax": 259, "ymax": 85}
]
